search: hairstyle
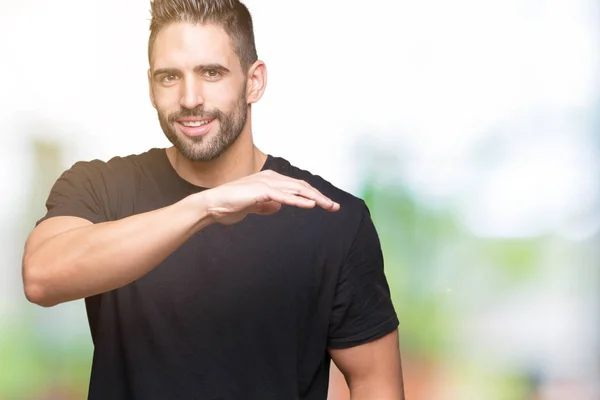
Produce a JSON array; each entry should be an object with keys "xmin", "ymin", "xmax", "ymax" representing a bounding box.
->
[{"xmin": 148, "ymin": 0, "xmax": 258, "ymax": 71}]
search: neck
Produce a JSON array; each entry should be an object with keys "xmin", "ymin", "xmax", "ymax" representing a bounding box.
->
[{"xmin": 166, "ymin": 116, "xmax": 267, "ymax": 188}]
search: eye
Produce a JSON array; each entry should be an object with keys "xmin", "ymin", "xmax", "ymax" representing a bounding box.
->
[
  {"xmin": 162, "ymin": 75, "xmax": 179, "ymax": 85},
  {"xmin": 203, "ymin": 69, "xmax": 222, "ymax": 80}
]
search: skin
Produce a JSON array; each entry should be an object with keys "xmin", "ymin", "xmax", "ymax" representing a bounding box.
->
[
  {"xmin": 329, "ymin": 330, "xmax": 405, "ymax": 399},
  {"xmin": 22, "ymin": 21, "xmax": 404, "ymax": 399}
]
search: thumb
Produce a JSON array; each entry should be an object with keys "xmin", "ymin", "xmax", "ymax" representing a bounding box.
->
[{"xmin": 252, "ymin": 201, "xmax": 282, "ymax": 215}]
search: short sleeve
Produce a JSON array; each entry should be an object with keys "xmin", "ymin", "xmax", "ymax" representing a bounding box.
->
[
  {"xmin": 36, "ymin": 160, "xmax": 111, "ymax": 227},
  {"xmin": 327, "ymin": 204, "xmax": 399, "ymax": 349}
]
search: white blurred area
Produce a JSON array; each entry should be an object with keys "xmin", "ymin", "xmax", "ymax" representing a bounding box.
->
[{"xmin": 1, "ymin": 0, "xmax": 598, "ymax": 399}]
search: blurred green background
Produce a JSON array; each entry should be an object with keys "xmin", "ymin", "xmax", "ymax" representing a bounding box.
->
[{"xmin": 1, "ymin": 0, "xmax": 599, "ymax": 399}]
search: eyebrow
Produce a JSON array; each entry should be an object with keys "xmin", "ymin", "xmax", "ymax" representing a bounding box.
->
[{"xmin": 152, "ymin": 64, "xmax": 230, "ymax": 78}]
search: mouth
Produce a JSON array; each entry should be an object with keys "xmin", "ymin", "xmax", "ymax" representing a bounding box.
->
[{"xmin": 176, "ymin": 118, "xmax": 216, "ymax": 137}]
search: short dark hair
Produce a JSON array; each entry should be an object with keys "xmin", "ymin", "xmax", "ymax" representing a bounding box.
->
[{"xmin": 148, "ymin": 0, "xmax": 258, "ymax": 71}]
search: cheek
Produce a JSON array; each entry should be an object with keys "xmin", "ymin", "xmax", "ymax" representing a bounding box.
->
[
  {"xmin": 205, "ymin": 82, "xmax": 245, "ymax": 109},
  {"xmin": 153, "ymin": 87, "xmax": 180, "ymax": 112}
]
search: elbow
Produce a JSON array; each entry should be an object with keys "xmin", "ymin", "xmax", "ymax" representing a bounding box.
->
[
  {"xmin": 22, "ymin": 257, "xmax": 59, "ymax": 308},
  {"xmin": 24, "ymin": 283, "xmax": 57, "ymax": 308}
]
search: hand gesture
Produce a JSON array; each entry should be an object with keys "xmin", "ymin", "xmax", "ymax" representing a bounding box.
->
[{"xmin": 202, "ymin": 170, "xmax": 340, "ymax": 225}]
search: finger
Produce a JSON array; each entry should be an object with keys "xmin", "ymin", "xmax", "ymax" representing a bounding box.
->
[
  {"xmin": 259, "ymin": 173, "xmax": 323, "ymax": 197},
  {"xmin": 286, "ymin": 179, "xmax": 336, "ymax": 208},
  {"xmin": 266, "ymin": 189, "xmax": 317, "ymax": 209},
  {"xmin": 280, "ymin": 185, "xmax": 339, "ymax": 211},
  {"xmin": 257, "ymin": 174, "xmax": 340, "ymax": 211},
  {"xmin": 296, "ymin": 179, "xmax": 328, "ymax": 199}
]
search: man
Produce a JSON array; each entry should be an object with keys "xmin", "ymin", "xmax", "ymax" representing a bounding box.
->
[{"xmin": 22, "ymin": 0, "xmax": 405, "ymax": 398}]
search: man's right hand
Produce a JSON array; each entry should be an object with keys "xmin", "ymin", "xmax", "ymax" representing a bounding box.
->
[{"xmin": 200, "ymin": 170, "xmax": 340, "ymax": 225}]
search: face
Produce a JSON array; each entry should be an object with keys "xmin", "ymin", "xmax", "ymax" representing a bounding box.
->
[{"xmin": 149, "ymin": 23, "xmax": 250, "ymax": 162}]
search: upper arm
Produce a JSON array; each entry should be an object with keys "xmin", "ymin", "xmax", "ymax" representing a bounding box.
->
[
  {"xmin": 326, "ymin": 203, "xmax": 403, "ymax": 397},
  {"xmin": 327, "ymin": 203, "xmax": 399, "ymax": 348},
  {"xmin": 24, "ymin": 160, "xmax": 110, "ymax": 260},
  {"xmin": 329, "ymin": 330, "xmax": 404, "ymax": 398}
]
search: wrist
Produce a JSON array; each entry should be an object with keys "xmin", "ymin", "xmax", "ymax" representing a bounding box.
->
[{"xmin": 182, "ymin": 191, "xmax": 216, "ymax": 233}]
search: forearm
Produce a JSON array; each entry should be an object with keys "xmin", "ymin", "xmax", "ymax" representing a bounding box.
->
[{"xmin": 23, "ymin": 192, "xmax": 212, "ymax": 307}]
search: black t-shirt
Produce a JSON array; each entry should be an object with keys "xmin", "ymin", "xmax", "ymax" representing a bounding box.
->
[{"xmin": 36, "ymin": 148, "xmax": 398, "ymax": 400}]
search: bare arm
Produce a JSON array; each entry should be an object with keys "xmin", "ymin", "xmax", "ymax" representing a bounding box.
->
[
  {"xmin": 329, "ymin": 330, "xmax": 405, "ymax": 400},
  {"xmin": 328, "ymin": 361, "xmax": 350, "ymax": 400},
  {"xmin": 23, "ymin": 170, "xmax": 339, "ymax": 307},
  {"xmin": 22, "ymin": 193, "xmax": 211, "ymax": 307}
]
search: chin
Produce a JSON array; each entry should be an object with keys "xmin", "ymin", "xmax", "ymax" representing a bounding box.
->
[{"xmin": 178, "ymin": 143, "xmax": 226, "ymax": 163}]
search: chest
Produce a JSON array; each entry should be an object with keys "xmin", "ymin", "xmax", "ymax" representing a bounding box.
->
[{"xmin": 128, "ymin": 210, "xmax": 338, "ymax": 321}]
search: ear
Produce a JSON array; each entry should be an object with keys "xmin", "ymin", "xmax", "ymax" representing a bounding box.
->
[
  {"xmin": 148, "ymin": 68, "xmax": 157, "ymax": 109},
  {"xmin": 246, "ymin": 60, "xmax": 267, "ymax": 104}
]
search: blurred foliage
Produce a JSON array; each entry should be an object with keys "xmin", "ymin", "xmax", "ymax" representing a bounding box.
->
[
  {"xmin": 0, "ymin": 325, "xmax": 91, "ymax": 400},
  {"xmin": 0, "ymin": 138, "xmax": 92, "ymax": 400},
  {"xmin": 359, "ymin": 170, "xmax": 556, "ymax": 399}
]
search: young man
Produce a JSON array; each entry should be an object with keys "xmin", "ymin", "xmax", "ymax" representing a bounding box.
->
[{"xmin": 22, "ymin": 0, "xmax": 404, "ymax": 398}]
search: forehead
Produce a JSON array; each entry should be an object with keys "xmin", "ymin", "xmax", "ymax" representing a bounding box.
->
[{"xmin": 151, "ymin": 22, "xmax": 238, "ymax": 71}]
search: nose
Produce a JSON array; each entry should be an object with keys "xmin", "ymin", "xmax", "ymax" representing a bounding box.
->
[{"xmin": 179, "ymin": 76, "xmax": 204, "ymax": 109}]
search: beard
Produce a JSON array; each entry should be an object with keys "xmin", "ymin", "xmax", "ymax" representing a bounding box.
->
[{"xmin": 158, "ymin": 88, "xmax": 248, "ymax": 162}]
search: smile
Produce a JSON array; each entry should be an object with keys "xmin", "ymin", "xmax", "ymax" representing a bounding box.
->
[{"xmin": 179, "ymin": 120, "xmax": 213, "ymax": 127}]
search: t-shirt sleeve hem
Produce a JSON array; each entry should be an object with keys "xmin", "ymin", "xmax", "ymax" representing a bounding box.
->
[
  {"xmin": 327, "ymin": 315, "xmax": 400, "ymax": 349},
  {"xmin": 36, "ymin": 207, "xmax": 105, "ymax": 227}
]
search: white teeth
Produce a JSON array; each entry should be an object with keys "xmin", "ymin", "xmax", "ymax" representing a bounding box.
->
[{"xmin": 181, "ymin": 120, "xmax": 210, "ymax": 127}]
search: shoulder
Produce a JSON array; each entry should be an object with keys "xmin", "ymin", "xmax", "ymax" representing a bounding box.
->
[
  {"xmin": 62, "ymin": 148, "xmax": 162, "ymax": 182},
  {"xmin": 267, "ymin": 154, "xmax": 365, "ymax": 206},
  {"xmin": 267, "ymin": 155, "xmax": 371, "ymax": 233}
]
